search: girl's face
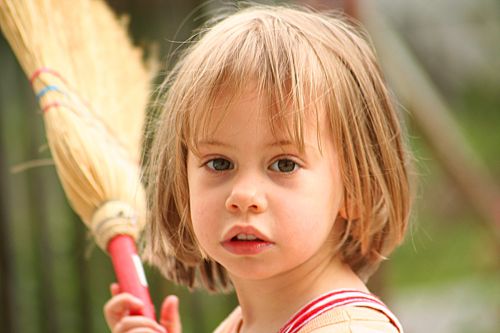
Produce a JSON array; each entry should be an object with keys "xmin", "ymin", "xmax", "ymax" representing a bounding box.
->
[{"xmin": 187, "ymin": 87, "xmax": 345, "ymax": 281}]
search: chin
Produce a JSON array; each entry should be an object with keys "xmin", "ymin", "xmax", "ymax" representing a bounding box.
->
[{"xmin": 222, "ymin": 258, "xmax": 284, "ymax": 281}]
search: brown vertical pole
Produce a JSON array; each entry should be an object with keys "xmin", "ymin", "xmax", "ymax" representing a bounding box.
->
[
  {"xmin": 0, "ymin": 100, "xmax": 16, "ymax": 333},
  {"xmin": 0, "ymin": 36, "xmax": 21, "ymax": 333},
  {"xmin": 21, "ymin": 81, "xmax": 60, "ymax": 333},
  {"xmin": 344, "ymin": 0, "xmax": 358, "ymax": 19},
  {"xmin": 73, "ymin": 211, "xmax": 94, "ymax": 333}
]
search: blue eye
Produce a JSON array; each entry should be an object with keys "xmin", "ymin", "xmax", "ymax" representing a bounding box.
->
[
  {"xmin": 270, "ymin": 159, "xmax": 299, "ymax": 173},
  {"xmin": 206, "ymin": 158, "xmax": 233, "ymax": 171}
]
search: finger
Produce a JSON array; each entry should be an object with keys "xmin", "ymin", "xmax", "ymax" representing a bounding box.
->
[
  {"xmin": 105, "ymin": 293, "xmax": 144, "ymax": 316},
  {"xmin": 104, "ymin": 293, "xmax": 144, "ymax": 329},
  {"xmin": 160, "ymin": 295, "xmax": 181, "ymax": 333},
  {"xmin": 110, "ymin": 282, "xmax": 121, "ymax": 296},
  {"xmin": 114, "ymin": 316, "xmax": 166, "ymax": 333}
]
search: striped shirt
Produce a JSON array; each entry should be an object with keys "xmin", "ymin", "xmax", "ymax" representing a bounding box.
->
[{"xmin": 214, "ymin": 289, "xmax": 403, "ymax": 333}]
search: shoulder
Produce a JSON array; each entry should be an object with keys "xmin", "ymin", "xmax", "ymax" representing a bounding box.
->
[
  {"xmin": 213, "ymin": 307, "xmax": 242, "ymax": 333},
  {"xmin": 299, "ymin": 306, "xmax": 402, "ymax": 333}
]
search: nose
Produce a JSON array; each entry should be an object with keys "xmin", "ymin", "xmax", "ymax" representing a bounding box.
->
[{"xmin": 225, "ymin": 179, "xmax": 267, "ymax": 214}]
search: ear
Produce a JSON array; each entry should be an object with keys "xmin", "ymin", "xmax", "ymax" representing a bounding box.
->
[
  {"xmin": 339, "ymin": 204, "xmax": 349, "ymax": 220},
  {"xmin": 339, "ymin": 198, "xmax": 359, "ymax": 221}
]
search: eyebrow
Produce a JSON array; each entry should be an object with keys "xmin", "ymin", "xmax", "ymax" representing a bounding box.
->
[
  {"xmin": 196, "ymin": 139, "xmax": 297, "ymax": 148},
  {"xmin": 196, "ymin": 140, "xmax": 232, "ymax": 148},
  {"xmin": 266, "ymin": 139, "xmax": 296, "ymax": 147}
]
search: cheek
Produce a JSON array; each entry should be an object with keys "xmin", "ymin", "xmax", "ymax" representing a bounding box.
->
[
  {"xmin": 188, "ymin": 177, "xmax": 224, "ymax": 223},
  {"xmin": 189, "ymin": 195, "xmax": 217, "ymax": 256},
  {"xmin": 187, "ymin": 153, "xmax": 225, "ymax": 219},
  {"xmin": 187, "ymin": 180, "xmax": 227, "ymax": 251},
  {"xmin": 279, "ymin": 178, "xmax": 342, "ymax": 236},
  {"xmin": 189, "ymin": 187, "xmax": 214, "ymax": 233}
]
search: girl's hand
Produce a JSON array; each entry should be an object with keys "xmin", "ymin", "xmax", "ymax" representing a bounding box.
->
[{"xmin": 104, "ymin": 283, "xmax": 182, "ymax": 333}]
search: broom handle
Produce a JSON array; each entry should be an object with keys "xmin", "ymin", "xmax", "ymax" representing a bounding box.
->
[{"xmin": 107, "ymin": 235, "xmax": 156, "ymax": 320}]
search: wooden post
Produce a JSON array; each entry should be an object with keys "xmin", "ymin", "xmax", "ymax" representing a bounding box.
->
[
  {"xmin": 73, "ymin": 212, "xmax": 94, "ymax": 333},
  {"xmin": 0, "ymin": 92, "xmax": 17, "ymax": 333},
  {"xmin": 21, "ymin": 79, "xmax": 60, "ymax": 333},
  {"xmin": 344, "ymin": 0, "xmax": 358, "ymax": 19}
]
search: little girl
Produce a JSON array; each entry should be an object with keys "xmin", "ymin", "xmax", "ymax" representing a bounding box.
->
[{"xmin": 104, "ymin": 4, "xmax": 412, "ymax": 333}]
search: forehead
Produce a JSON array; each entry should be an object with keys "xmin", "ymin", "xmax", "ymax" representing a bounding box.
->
[
  {"xmin": 187, "ymin": 84, "xmax": 328, "ymax": 153},
  {"xmin": 178, "ymin": 9, "xmax": 346, "ymax": 153}
]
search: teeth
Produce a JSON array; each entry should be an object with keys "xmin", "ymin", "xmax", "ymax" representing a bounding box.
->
[{"xmin": 236, "ymin": 234, "xmax": 258, "ymax": 241}]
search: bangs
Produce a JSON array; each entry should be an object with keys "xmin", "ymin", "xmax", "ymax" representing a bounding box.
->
[{"xmin": 174, "ymin": 7, "xmax": 331, "ymax": 154}]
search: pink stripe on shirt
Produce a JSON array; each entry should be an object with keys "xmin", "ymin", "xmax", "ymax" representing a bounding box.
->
[{"xmin": 278, "ymin": 289, "xmax": 403, "ymax": 333}]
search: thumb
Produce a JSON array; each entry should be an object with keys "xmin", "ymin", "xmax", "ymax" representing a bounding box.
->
[{"xmin": 160, "ymin": 295, "xmax": 181, "ymax": 333}]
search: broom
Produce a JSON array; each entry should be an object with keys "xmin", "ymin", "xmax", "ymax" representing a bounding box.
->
[{"xmin": 0, "ymin": 0, "xmax": 156, "ymax": 319}]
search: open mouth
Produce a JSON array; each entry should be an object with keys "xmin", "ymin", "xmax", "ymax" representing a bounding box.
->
[
  {"xmin": 223, "ymin": 233, "xmax": 273, "ymax": 255},
  {"xmin": 232, "ymin": 234, "xmax": 262, "ymax": 241}
]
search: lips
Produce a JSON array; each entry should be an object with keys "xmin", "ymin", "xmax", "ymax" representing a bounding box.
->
[
  {"xmin": 222, "ymin": 225, "xmax": 271, "ymax": 243},
  {"xmin": 221, "ymin": 225, "xmax": 274, "ymax": 255}
]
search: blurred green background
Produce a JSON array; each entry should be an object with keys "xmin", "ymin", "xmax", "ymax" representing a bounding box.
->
[{"xmin": 0, "ymin": 1, "xmax": 498, "ymax": 333}]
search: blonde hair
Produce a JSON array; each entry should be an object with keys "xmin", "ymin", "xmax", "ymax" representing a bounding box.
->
[{"xmin": 143, "ymin": 5, "xmax": 412, "ymax": 292}]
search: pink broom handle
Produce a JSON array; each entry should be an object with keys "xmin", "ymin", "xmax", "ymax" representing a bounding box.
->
[{"xmin": 107, "ymin": 235, "xmax": 156, "ymax": 319}]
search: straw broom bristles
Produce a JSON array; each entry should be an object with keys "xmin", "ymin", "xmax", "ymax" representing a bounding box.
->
[{"xmin": 0, "ymin": 0, "xmax": 154, "ymax": 249}]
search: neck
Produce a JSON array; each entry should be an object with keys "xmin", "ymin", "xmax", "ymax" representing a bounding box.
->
[{"xmin": 229, "ymin": 255, "xmax": 368, "ymax": 333}]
